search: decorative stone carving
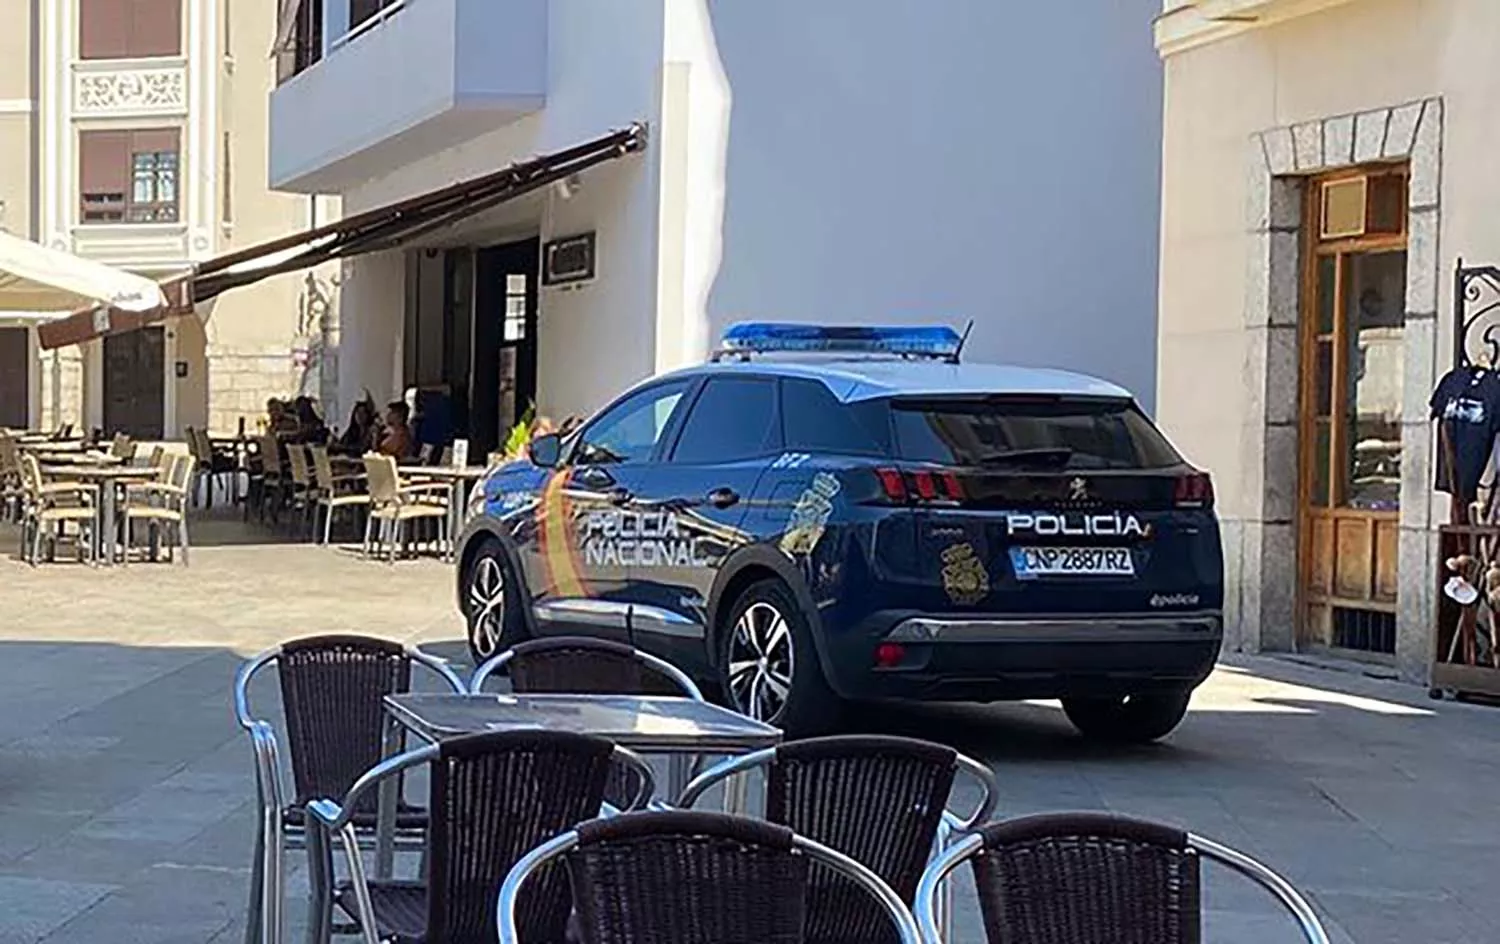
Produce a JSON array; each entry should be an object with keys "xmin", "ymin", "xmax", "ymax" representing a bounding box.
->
[{"xmin": 74, "ymin": 67, "xmax": 187, "ymax": 116}]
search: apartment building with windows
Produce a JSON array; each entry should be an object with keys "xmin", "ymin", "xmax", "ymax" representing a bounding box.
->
[
  {"xmin": 231, "ymin": 0, "xmax": 1165, "ymax": 460},
  {"xmin": 0, "ymin": 0, "xmax": 333, "ymax": 438}
]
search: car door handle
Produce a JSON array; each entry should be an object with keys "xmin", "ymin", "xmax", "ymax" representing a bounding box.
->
[
  {"xmin": 707, "ymin": 487, "xmax": 739, "ymax": 509},
  {"xmin": 608, "ymin": 487, "xmax": 633, "ymax": 506}
]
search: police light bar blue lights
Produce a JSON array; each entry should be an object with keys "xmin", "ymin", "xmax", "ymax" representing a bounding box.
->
[{"xmin": 719, "ymin": 323, "xmax": 962, "ymax": 358}]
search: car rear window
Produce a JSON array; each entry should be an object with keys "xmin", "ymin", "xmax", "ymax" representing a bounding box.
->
[{"xmin": 889, "ymin": 396, "xmax": 1183, "ymax": 470}]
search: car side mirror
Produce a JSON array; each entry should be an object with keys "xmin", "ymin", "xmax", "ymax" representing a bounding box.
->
[{"xmin": 528, "ymin": 433, "xmax": 562, "ymax": 468}]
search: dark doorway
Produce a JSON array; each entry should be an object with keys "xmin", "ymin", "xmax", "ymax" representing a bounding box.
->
[
  {"xmin": 472, "ymin": 239, "xmax": 539, "ymax": 459},
  {"xmin": 103, "ymin": 327, "xmax": 164, "ymax": 438},
  {"xmin": 0, "ymin": 328, "xmax": 28, "ymax": 429}
]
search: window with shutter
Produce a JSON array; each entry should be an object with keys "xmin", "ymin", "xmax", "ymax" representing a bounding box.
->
[
  {"xmin": 79, "ymin": 0, "xmax": 182, "ymax": 60},
  {"xmin": 79, "ymin": 127, "xmax": 180, "ymax": 225}
]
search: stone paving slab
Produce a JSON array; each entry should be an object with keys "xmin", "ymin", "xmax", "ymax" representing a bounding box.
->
[{"xmin": 1, "ymin": 520, "xmax": 1498, "ymax": 942}]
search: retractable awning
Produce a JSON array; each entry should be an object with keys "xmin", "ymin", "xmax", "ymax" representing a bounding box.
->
[
  {"xmin": 35, "ymin": 123, "xmax": 646, "ymax": 350},
  {"xmin": 36, "ymin": 276, "xmax": 191, "ymax": 349},
  {"xmin": 0, "ymin": 230, "xmax": 167, "ymax": 314}
]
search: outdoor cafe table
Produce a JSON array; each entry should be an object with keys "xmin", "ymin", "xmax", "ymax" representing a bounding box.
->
[
  {"xmin": 373, "ymin": 691, "xmax": 782, "ymax": 877},
  {"xmin": 41, "ymin": 464, "xmax": 158, "ymax": 565},
  {"xmin": 399, "ymin": 465, "xmax": 487, "ymax": 543}
]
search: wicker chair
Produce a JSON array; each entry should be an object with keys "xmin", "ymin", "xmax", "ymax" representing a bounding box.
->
[
  {"xmin": 16, "ymin": 452, "xmax": 98, "ymax": 565},
  {"xmin": 120, "ymin": 452, "xmax": 193, "ymax": 565},
  {"xmin": 311, "ymin": 730, "xmax": 654, "ymax": 944},
  {"xmin": 499, "ymin": 810, "xmax": 922, "ymax": 944},
  {"xmin": 363, "ymin": 453, "xmax": 449, "ymax": 562},
  {"xmin": 309, "ymin": 444, "xmax": 369, "ymax": 546},
  {"xmin": 913, "ymin": 812, "xmax": 1332, "ymax": 944},
  {"xmin": 470, "ymin": 636, "xmax": 706, "ymax": 806},
  {"xmin": 678, "ymin": 735, "xmax": 997, "ymax": 944},
  {"xmin": 234, "ymin": 635, "xmax": 467, "ymax": 944},
  {"xmin": 469, "ymin": 635, "xmax": 705, "ymax": 698}
]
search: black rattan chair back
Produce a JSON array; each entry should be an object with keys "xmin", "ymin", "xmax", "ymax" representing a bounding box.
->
[
  {"xmin": 566, "ymin": 810, "xmax": 811, "ymax": 944},
  {"xmin": 505, "ymin": 636, "xmax": 687, "ymax": 696},
  {"xmin": 276, "ymin": 634, "xmax": 411, "ymax": 811},
  {"xmin": 970, "ymin": 813, "xmax": 1202, "ymax": 944},
  {"xmin": 766, "ymin": 735, "xmax": 957, "ymax": 944},
  {"xmin": 428, "ymin": 730, "xmax": 616, "ymax": 944}
]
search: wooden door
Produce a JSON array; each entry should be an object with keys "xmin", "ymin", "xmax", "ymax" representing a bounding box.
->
[
  {"xmin": 0, "ymin": 327, "xmax": 28, "ymax": 429},
  {"xmin": 103, "ymin": 328, "xmax": 165, "ymax": 439},
  {"xmin": 1297, "ymin": 170, "xmax": 1408, "ymax": 656}
]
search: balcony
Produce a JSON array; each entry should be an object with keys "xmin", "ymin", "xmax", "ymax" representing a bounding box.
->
[
  {"xmin": 269, "ymin": 0, "xmax": 547, "ymax": 194},
  {"xmin": 1155, "ymin": 0, "xmax": 1369, "ymax": 56}
]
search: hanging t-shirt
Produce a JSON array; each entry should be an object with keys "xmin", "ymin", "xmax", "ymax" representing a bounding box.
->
[{"xmin": 1430, "ymin": 366, "xmax": 1500, "ymax": 501}]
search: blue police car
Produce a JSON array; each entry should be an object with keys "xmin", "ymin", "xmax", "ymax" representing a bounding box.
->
[{"xmin": 456, "ymin": 324, "xmax": 1223, "ymax": 741}]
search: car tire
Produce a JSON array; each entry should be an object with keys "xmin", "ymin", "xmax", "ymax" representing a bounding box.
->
[
  {"xmin": 718, "ymin": 578, "xmax": 841, "ymax": 737},
  {"xmin": 463, "ymin": 537, "xmax": 528, "ymax": 666},
  {"xmin": 1061, "ymin": 692, "xmax": 1192, "ymax": 744}
]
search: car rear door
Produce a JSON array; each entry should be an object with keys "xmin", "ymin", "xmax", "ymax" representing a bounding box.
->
[
  {"xmin": 884, "ymin": 395, "xmax": 1222, "ymax": 617},
  {"xmin": 623, "ymin": 374, "xmax": 780, "ymax": 672}
]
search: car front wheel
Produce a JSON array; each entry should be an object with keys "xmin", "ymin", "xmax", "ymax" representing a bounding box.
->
[
  {"xmin": 1061, "ymin": 692, "xmax": 1192, "ymax": 744},
  {"xmin": 464, "ymin": 538, "xmax": 527, "ymax": 665},
  {"xmin": 718, "ymin": 579, "xmax": 840, "ymax": 737}
]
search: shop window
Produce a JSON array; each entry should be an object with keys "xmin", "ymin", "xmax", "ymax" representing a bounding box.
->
[
  {"xmin": 79, "ymin": 0, "xmax": 182, "ymax": 60},
  {"xmin": 79, "ymin": 128, "xmax": 180, "ymax": 224}
]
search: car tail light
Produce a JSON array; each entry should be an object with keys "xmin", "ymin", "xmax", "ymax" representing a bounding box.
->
[
  {"xmin": 874, "ymin": 642, "xmax": 906, "ymax": 668},
  {"xmin": 1174, "ymin": 470, "xmax": 1214, "ymax": 509},
  {"xmin": 872, "ymin": 467, "xmax": 964, "ymax": 505}
]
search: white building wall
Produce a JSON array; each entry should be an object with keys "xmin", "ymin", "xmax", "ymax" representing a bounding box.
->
[
  {"xmin": 319, "ymin": 0, "xmax": 1164, "ymax": 417},
  {"xmin": 692, "ymin": 0, "xmax": 1165, "ymax": 411}
]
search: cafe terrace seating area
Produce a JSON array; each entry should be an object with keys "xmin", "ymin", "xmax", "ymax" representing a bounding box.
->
[
  {"xmin": 0, "ymin": 423, "xmax": 486, "ymax": 566},
  {"xmin": 234, "ymin": 633, "xmax": 1335, "ymax": 944}
]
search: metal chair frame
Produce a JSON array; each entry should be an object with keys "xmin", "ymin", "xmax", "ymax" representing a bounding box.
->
[
  {"xmin": 497, "ymin": 811, "xmax": 922, "ymax": 944},
  {"xmin": 234, "ymin": 639, "xmax": 466, "ymax": 944},
  {"xmin": 471, "ymin": 636, "xmax": 708, "ymax": 807},
  {"xmin": 313, "ymin": 737, "xmax": 655, "ymax": 944},
  {"xmin": 913, "ymin": 817, "xmax": 1333, "ymax": 944},
  {"xmin": 677, "ymin": 736, "xmax": 998, "ymax": 942}
]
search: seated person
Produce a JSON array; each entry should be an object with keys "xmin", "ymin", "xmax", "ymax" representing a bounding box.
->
[
  {"xmin": 291, "ymin": 396, "xmax": 330, "ymax": 446},
  {"xmin": 379, "ymin": 401, "xmax": 414, "ymax": 459},
  {"xmin": 336, "ymin": 398, "xmax": 379, "ymax": 455}
]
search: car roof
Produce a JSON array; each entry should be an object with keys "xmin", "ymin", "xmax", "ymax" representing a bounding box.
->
[{"xmin": 655, "ymin": 357, "xmax": 1134, "ymax": 403}]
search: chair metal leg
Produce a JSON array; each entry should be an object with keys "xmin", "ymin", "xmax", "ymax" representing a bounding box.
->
[
  {"xmin": 244, "ymin": 810, "xmax": 265, "ymax": 944},
  {"xmin": 179, "ymin": 515, "xmax": 190, "ymax": 566}
]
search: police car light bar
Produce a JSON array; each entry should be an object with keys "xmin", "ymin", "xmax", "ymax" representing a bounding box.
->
[{"xmin": 716, "ymin": 323, "xmax": 965, "ymax": 360}]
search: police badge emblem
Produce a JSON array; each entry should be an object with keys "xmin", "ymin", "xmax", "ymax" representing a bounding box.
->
[{"xmin": 940, "ymin": 542, "xmax": 989, "ymax": 604}]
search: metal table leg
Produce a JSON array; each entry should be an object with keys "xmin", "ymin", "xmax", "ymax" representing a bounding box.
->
[
  {"xmin": 372, "ymin": 717, "xmax": 401, "ymax": 879},
  {"xmin": 101, "ymin": 480, "xmax": 117, "ymax": 565}
]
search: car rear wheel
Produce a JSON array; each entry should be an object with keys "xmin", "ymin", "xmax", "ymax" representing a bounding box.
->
[
  {"xmin": 464, "ymin": 538, "xmax": 527, "ymax": 665},
  {"xmin": 1062, "ymin": 692, "xmax": 1191, "ymax": 744},
  {"xmin": 719, "ymin": 579, "xmax": 841, "ymax": 737}
]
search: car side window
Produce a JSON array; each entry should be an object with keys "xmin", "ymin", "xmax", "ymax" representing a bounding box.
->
[
  {"xmin": 574, "ymin": 380, "xmax": 691, "ymax": 465},
  {"xmin": 780, "ymin": 378, "xmax": 892, "ymax": 456},
  {"xmin": 670, "ymin": 377, "xmax": 781, "ymax": 464}
]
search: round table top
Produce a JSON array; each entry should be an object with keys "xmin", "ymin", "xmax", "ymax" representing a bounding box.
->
[
  {"xmin": 401, "ymin": 465, "xmax": 487, "ymax": 480},
  {"xmin": 41, "ymin": 464, "xmax": 159, "ymax": 479}
]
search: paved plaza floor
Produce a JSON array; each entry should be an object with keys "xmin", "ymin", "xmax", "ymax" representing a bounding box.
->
[{"xmin": 0, "ymin": 512, "xmax": 1496, "ymax": 942}]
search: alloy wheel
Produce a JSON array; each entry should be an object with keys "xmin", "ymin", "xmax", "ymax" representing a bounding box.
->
[
  {"xmin": 467, "ymin": 556, "xmax": 506, "ymax": 658},
  {"xmin": 727, "ymin": 601, "xmax": 795, "ymax": 722}
]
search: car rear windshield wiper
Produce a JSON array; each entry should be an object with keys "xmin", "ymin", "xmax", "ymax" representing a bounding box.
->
[{"xmin": 974, "ymin": 447, "xmax": 1074, "ymax": 467}]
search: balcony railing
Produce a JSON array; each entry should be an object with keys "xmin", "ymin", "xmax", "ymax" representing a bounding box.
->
[{"xmin": 274, "ymin": 0, "xmax": 407, "ymax": 85}]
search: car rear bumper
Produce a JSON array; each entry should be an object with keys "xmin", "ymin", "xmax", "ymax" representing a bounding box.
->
[{"xmin": 820, "ymin": 610, "xmax": 1223, "ymax": 702}]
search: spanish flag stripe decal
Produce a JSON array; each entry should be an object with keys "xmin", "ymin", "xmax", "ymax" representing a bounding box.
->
[{"xmin": 540, "ymin": 471, "xmax": 587, "ymax": 598}]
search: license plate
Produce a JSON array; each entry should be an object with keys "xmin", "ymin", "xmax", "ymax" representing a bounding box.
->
[{"xmin": 1009, "ymin": 546, "xmax": 1135, "ymax": 579}]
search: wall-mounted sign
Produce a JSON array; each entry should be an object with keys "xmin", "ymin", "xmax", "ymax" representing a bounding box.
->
[
  {"xmin": 174, "ymin": 360, "xmax": 188, "ymax": 378},
  {"xmin": 542, "ymin": 232, "xmax": 596, "ymax": 286}
]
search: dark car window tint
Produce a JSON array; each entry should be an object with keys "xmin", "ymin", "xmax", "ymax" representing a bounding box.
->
[
  {"xmin": 891, "ymin": 397, "xmax": 1182, "ymax": 470},
  {"xmin": 780, "ymin": 378, "xmax": 892, "ymax": 456},
  {"xmin": 671, "ymin": 377, "xmax": 780, "ymax": 463},
  {"xmin": 574, "ymin": 380, "xmax": 690, "ymax": 465}
]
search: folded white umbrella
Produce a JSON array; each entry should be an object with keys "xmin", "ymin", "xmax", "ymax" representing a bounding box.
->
[{"xmin": 0, "ymin": 230, "xmax": 166, "ymax": 313}]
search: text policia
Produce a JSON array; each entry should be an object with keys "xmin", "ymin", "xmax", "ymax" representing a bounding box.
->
[{"xmin": 580, "ymin": 508, "xmax": 709, "ymax": 568}]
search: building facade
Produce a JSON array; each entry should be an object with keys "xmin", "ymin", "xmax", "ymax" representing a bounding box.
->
[
  {"xmin": 263, "ymin": 0, "xmax": 1166, "ymax": 459},
  {"xmin": 1154, "ymin": 0, "xmax": 1500, "ymax": 680},
  {"xmin": 0, "ymin": 0, "xmax": 335, "ymax": 439}
]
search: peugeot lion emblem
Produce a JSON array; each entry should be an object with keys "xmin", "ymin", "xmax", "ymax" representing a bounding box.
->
[{"xmin": 1068, "ymin": 477, "xmax": 1089, "ymax": 501}]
